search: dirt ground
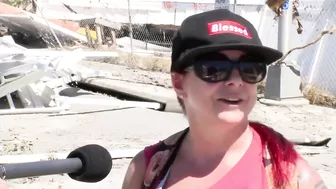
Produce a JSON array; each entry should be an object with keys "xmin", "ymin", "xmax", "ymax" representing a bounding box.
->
[{"xmin": 1, "ymin": 61, "xmax": 336, "ymax": 188}]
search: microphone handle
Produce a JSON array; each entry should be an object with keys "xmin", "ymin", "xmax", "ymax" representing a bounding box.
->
[{"xmin": 0, "ymin": 158, "xmax": 82, "ymax": 179}]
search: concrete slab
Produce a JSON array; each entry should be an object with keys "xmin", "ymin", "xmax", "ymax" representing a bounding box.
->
[{"xmin": 81, "ymin": 78, "xmax": 182, "ymax": 113}]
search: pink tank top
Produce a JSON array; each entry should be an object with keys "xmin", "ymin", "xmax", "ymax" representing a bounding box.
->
[
  {"xmin": 210, "ymin": 129, "xmax": 268, "ymax": 188},
  {"xmin": 144, "ymin": 128, "xmax": 268, "ymax": 189}
]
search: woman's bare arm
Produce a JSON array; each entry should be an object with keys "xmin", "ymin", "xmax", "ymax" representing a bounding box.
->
[
  {"xmin": 122, "ymin": 150, "xmax": 146, "ymax": 189},
  {"xmin": 0, "ymin": 179, "xmax": 8, "ymax": 189},
  {"xmin": 296, "ymin": 158, "xmax": 328, "ymax": 189}
]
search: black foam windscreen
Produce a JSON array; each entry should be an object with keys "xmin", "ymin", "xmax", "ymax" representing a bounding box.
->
[{"xmin": 67, "ymin": 144, "xmax": 112, "ymax": 182}]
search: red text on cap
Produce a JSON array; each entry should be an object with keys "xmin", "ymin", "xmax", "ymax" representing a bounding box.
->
[{"xmin": 207, "ymin": 20, "xmax": 252, "ymax": 39}]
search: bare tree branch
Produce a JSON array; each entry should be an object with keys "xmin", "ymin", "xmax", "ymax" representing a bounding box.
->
[{"xmin": 274, "ymin": 25, "xmax": 336, "ymax": 65}]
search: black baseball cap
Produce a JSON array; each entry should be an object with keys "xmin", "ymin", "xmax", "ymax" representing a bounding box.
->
[{"xmin": 170, "ymin": 9, "xmax": 283, "ymax": 73}]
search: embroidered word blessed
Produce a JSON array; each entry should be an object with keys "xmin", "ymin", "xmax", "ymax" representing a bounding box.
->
[{"xmin": 207, "ymin": 20, "xmax": 252, "ymax": 39}]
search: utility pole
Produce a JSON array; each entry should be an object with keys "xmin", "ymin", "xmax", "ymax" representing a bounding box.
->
[
  {"xmin": 262, "ymin": 0, "xmax": 309, "ymax": 105},
  {"xmin": 214, "ymin": 0, "xmax": 230, "ymax": 10},
  {"xmin": 127, "ymin": 0, "xmax": 133, "ymax": 54}
]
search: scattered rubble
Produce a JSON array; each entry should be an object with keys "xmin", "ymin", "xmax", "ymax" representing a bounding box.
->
[{"xmin": 0, "ymin": 35, "xmax": 164, "ymax": 116}]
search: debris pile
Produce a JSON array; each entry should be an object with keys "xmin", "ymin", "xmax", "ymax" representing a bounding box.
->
[{"xmin": 0, "ymin": 35, "xmax": 125, "ymax": 115}]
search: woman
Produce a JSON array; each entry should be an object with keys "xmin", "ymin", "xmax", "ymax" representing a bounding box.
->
[
  {"xmin": 0, "ymin": 180, "xmax": 7, "ymax": 189},
  {"xmin": 122, "ymin": 9, "xmax": 327, "ymax": 189}
]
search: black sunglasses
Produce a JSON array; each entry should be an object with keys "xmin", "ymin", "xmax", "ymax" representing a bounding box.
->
[{"xmin": 184, "ymin": 53, "xmax": 267, "ymax": 84}]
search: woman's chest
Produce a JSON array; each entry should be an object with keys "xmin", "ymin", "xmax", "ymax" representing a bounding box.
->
[{"xmin": 162, "ymin": 157, "xmax": 267, "ymax": 189}]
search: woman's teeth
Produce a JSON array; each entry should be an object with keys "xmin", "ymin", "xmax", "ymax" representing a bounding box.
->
[
  {"xmin": 219, "ymin": 98, "xmax": 242, "ymax": 104},
  {"xmin": 225, "ymin": 98, "xmax": 240, "ymax": 101}
]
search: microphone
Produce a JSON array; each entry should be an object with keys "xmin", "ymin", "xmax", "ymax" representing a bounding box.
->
[{"xmin": 0, "ymin": 144, "xmax": 112, "ymax": 183}]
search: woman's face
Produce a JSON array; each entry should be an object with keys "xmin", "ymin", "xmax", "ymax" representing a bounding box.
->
[{"xmin": 172, "ymin": 50, "xmax": 263, "ymax": 124}]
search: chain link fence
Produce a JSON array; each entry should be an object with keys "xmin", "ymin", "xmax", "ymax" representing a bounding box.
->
[
  {"xmin": 257, "ymin": 0, "xmax": 336, "ymax": 95},
  {"xmin": 31, "ymin": 0, "xmax": 229, "ymax": 56},
  {"xmin": 1, "ymin": 0, "xmax": 336, "ymax": 94}
]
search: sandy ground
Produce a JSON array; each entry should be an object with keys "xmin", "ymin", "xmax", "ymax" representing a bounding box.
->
[{"xmin": 1, "ymin": 61, "xmax": 336, "ymax": 188}]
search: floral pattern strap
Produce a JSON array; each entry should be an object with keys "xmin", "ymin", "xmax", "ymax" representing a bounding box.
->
[{"xmin": 142, "ymin": 128, "xmax": 188, "ymax": 189}]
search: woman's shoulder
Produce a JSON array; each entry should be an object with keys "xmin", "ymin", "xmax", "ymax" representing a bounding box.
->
[
  {"xmin": 0, "ymin": 180, "xmax": 7, "ymax": 189},
  {"xmin": 122, "ymin": 129, "xmax": 186, "ymax": 189},
  {"xmin": 293, "ymin": 157, "xmax": 328, "ymax": 188},
  {"xmin": 250, "ymin": 121, "xmax": 327, "ymax": 188},
  {"xmin": 143, "ymin": 128, "xmax": 188, "ymax": 163},
  {"xmin": 122, "ymin": 149, "xmax": 146, "ymax": 189}
]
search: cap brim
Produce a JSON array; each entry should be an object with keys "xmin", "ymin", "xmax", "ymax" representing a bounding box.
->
[{"xmin": 179, "ymin": 43, "xmax": 283, "ymax": 66}]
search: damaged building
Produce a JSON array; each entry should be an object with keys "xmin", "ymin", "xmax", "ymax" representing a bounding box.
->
[{"xmin": 0, "ymin": 0, "xmax": 199, "ymax": 52}]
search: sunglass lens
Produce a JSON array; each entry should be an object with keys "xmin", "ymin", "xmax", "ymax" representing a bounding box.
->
[
  {"xmin": 239, "ymin": 63, "xmax": 266, "ymax": 83},
  {"xmin": 194, "ymin": 61, "xmax": 231, "ymax": 82}
]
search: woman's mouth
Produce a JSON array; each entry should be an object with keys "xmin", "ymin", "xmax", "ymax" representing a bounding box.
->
[{"xmin": 218, "ymin": 98, "xmax": 243, "ymax": 105}]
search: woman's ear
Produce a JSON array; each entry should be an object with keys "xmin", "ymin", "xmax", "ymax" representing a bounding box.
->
[{"xmin": 171, "ymin": 73, "xmax": 186, "ymax": 99}]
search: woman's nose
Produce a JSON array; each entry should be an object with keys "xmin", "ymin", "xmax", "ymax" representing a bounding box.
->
[{"xmin": 224, "ymin": 69, "xmax": 243, "ymax": 87}]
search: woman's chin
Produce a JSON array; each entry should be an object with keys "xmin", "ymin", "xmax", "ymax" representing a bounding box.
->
[{"xmin": 217, "ymin": 110, "xmax": 245, "ymax": 123}]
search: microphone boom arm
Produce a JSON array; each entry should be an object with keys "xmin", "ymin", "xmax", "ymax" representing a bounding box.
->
[{"xmin": 0, "ymin": 158, "xmax": 83, "ymax": 180}]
